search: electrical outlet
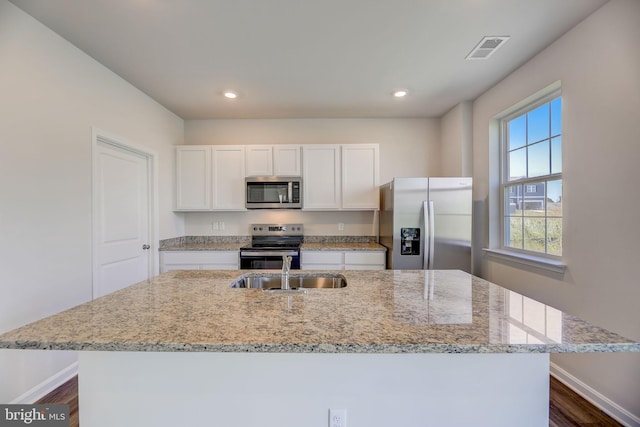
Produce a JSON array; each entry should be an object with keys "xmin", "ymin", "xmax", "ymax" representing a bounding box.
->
[
  {"xmin": 212, "ymin": 222, "xmax": 219, "ymax": 231},
  {"xmin": 329, "ymin": 409, "xmax": 347, "ymax": 427},
  {"xmin": 220, "ymin": 221, "xmax": 225, "ymax": 230},
  {"xmin": 338, "ymin": 223, "xmax": 345, "ymax": 231}
]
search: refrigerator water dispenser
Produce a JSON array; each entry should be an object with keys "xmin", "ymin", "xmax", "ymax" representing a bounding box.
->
[{"xmin": 400, "ymin": 228, "xmax": 420, "ymax": 255}]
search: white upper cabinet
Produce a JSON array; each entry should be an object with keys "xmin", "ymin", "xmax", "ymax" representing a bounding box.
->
[
  {"xmin": 212, "ymin": 146, "xmax": 246, "ymax": 210},
  {"xmin": 175, "ymin": 146, "xmax": 211, "ymax": 210},
  {"xmin": 273, "ymin": 145, "xmax": 301, "ymax": 176},
  {"xmin": 342, "ymin": 144, "xmax": 380, "ymax": 209},
  {"xmin": 302, "ymin": 145, "xmax": 341, "ymax": 210},
  {"xmin": 175, "ymin": 145, "xmax": 245, "ymax": 211},
  {"xmin": 176, "ymin": 143, "xmax": 378, "ymax": 211},
  {"xmin": 245, "ymin": 146, "xmax": 273, "ymax": 176},
  {"xmin": 246, "ymin": 145, "xmax": 301, "ymax": 177}
]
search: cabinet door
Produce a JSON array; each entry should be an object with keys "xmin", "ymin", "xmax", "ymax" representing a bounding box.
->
[
  {"xmin": 200, "ymin": 250, "xmax": 239, "ymax": 270},
  {"xmin": 246, "ymin": 145, "xmax": 273, "ymax": 176},
  {"xmin": 160, "ymin": 251, "xmax": 239, "ymax": 272},
  {"xmin": 344, "ymin": 251, "xmax": 386, "ymax": 270},
  {"xmin": 273, "ymin": 145, "xmax": 301, "ymax": 176},
  {"xmin": 212, "ymin": 146, "xmax": 246, "ymax": 210},
  {"xmin": 302, "ymin": 145, "xmax": 341, "ymax": 209},
  {"xmin": 301, "ymin": 251, "xmax": 344, "ymax": 270},
  {"xmin": 175, "ymin": 146, "xmax": 211, "ymax": 210},
  {"xmin": 342, "ymin": 144, "xmax": 379, "ymax": 209}
]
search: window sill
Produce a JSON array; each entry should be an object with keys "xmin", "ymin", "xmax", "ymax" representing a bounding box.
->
[{"xmin": 483, "ymin": 248, "xmax": 566, "ymax": 274}]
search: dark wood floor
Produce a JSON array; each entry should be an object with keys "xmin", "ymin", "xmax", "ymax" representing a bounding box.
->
[
  {"xmin": 549, "ymin": 376, "xmax": 622, "ymax": 427},
  {"xmin": 36, "ymin": 375, "xmax": 621, "ymax": 427},
  {"xmin": 35, "ymin": 376, "xmax": 79, "ymax": 427}
]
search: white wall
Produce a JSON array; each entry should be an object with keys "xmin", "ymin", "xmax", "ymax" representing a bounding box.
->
[
  {"xmin": 472, "ymin": 0, "xmax": 640, "ymax": 421},
  {"xmin": 0, "ymin": 0, "xmax": 184, "ymax": 403},
  {"xmin": 440, "ymin": 101, "xmax": 473, "ymax": 177},
  {"xmin": 183, "ymin": 118, "xmax": 440, "ymax": 235}
]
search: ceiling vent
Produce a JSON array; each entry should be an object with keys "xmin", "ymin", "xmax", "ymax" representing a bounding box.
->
[{"xmin": 465, "ymin": 36, "xmax": 510, "ymax": 60}]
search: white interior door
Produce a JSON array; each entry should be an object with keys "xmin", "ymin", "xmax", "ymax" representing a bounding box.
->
[{"xmin": 93, "ymin": 137, "xmax": 151, "ymax": 298}]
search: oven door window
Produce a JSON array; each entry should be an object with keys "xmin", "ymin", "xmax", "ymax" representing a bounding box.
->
[{"xmin": 240, "ymin": 254, "xmax": 300, "ymax": 270}]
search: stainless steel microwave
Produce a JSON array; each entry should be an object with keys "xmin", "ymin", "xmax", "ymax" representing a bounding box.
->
[{"xmin": 245, "ymin": 177, "xmax": 302, "ymax": 209}]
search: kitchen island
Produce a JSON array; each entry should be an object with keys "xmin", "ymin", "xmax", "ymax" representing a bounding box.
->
[{"xmin": 1, "ymin": 270, "xmax": 638, "ymax": 426}]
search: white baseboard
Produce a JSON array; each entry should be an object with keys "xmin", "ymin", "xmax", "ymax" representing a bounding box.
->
[
  {"xmin": 10, "ymin": 361, "xmax": 79, "ymax": 404},
  {"xmin": 550, "ymin": 362, "xmax": 640, "ymax": 427}
]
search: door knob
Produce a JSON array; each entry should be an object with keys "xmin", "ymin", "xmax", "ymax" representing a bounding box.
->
[{"xmin": 142, "ymin": 244, "xmax": 151, "ymax": 250}]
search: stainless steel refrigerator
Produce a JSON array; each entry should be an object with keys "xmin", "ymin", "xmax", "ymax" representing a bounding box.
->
[{"xmin": 379, "ymin": 177, "xmax": 472, "ymax": 272}]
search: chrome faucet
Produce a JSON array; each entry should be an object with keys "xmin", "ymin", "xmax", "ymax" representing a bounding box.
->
[{"xmin": 282, "ymin": 255, "xmax": 292, "ymax": 290}]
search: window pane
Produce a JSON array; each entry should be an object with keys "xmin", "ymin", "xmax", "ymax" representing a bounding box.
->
[
  {"xmin": 527, "ymin": 103, "xmax": 550, "ymax": 143},
  {"xmin": 547, "ymin": 218, "xmax": 562, "ymax": 255},
  {"xmin": 501, "ymin": 93, "xmax": 562, "ymax": 257},
  {"xmin": 528, "ymin": 140, "xmax": 550, "ymax": 178},
  {"xmin": 547, "ymin": 179, "xmax": 562, "ymax": 217},
  {"xmin": 507, "ymin": 217, "xmax": 523, "ymax": 249},
  {"xmin": 508, "ymin": 115, "xmax": 526, "ymax": 150},
  {"xmin": 509, "ymin": 148, "xmax": 526, "ymax": 181},
  {"xmin": 524, "ymin": 218, "xmax": 546, "ymax": 253},
  {"xmin": 551, "ymin": 97, "xmax": 562, "ymax": 136},
  {"xmin": 505, "ymin": 185, "xmax": 521, "ymax": 215},
  {"xmin": 551, "ymin": 136, "xmax": 562, "ymax": 174},
  {"xmin": 523, "ymin": 182, "xmax": 545, "ymax": 216}
]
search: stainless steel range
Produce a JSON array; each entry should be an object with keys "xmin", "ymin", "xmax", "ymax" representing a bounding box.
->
[{"xmin": 239, "ymin": 224, "xmax": 304, "ymax": 270}]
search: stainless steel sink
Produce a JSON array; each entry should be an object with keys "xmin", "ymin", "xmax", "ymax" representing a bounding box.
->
[{"xmin": 230, "ymin": 273, "xmax": 347, "ymax": 289}]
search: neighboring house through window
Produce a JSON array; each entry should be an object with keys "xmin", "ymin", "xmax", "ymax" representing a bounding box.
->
[{"xmin": 501, "ymin": 89, "xmax": 562, "ymax": 256}]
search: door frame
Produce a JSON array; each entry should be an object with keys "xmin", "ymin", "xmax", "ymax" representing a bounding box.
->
[{"xmin": 91, "ymin": 127, "xmax": 159, "ymax": 300}]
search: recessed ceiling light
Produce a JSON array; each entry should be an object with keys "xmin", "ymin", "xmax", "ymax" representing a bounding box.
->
[
  {"xmin": 393, "ymin": 89, "xmax": 408, "ymax": 98},
  {"xmin": 223, "ymin": 91, "xmax": 238, "ymax": 99}
]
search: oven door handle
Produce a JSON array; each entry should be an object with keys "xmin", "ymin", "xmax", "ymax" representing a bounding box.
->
[{"xmin": 240, "ymin": 250, "xmax": 299, "ymax": 257}]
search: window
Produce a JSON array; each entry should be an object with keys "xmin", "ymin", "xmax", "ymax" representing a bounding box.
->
[{"xmin": 502, "ymin": 92, "xmax": 562, "ymax": 256}]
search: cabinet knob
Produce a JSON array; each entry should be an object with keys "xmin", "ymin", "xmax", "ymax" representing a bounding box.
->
[{"xmin": 142, "ymin": 244, "xmax": 151, "ymax": 250}]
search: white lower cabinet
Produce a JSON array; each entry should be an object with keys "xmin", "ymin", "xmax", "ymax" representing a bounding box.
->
[
  {"xmin": 160, "ymin": 251, "xmax": 239, "ymax": 273},
  {"xmin": 344, "ymin": 251, "xmax": 386, "ymax": 270},
  {"xmin": 301, "ymin": 251, "xmax": 343, "ymax": 270},
  {"xmin": 301, "ymin": 250, "xmax": 385, "ymax": 270}
]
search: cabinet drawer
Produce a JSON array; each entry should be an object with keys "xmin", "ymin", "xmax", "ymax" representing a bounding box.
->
[
  {"xmin": 162, "ymin": 251, "xmax": 238, "ymax": 265},
  {"xmin": 302, "ymin": 251, "xmax": 343, "ymax": 264},
  {"xmin": 344, "ymin": 251, "xmax": 385, "ymax": 266},
  {"xmin": 345, "ymin": 264, "xmax": 385, "ymax": 271},
  {"xmin": 301, "ymin": 263, "xmax": 343, "ymax": 270},
  {"xmin": 200, "ymin": 263, "xmax": 239, "ymax": 270}
]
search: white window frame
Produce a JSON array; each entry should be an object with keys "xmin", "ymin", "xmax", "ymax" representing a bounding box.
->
[
  {"xmin": 500, "ymin": 89, "xmax": 562, "ymax": 257},
  {"xmin": 484, "ymin": 83, "xmax": 566, "ymax": 274}
]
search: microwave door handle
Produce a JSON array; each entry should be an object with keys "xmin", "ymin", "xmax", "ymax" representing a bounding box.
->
[{"xmin": 288, "ymin": 182, "xmax": 292, "ymax": 203}]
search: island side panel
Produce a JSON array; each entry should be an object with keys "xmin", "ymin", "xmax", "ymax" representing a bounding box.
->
[{"xmin": 79, "ymin": 352, "xmax": 549, "ymax": 427}]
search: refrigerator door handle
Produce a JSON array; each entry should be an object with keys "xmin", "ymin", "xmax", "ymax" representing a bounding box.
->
[
  {"xmin": 424, "ymin": 201, "xmax": 435, "ymax": 269},
  {"xmin": 422, "ymin": 201, "xmax": 428, "ymax": 269}
]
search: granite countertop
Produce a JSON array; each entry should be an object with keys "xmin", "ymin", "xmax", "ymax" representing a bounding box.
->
[
  {"xmin": 159, "ymin": 236, "xmax": 249, "ymax": 251},
  {"xmin": 160, "ymin": 242, "xmax": 246, "ymax": 251},
  {"xmin": 1, "ymin": 270, "xmax": 638, "ymax": 354},
  {"xmin": 158, "ymin": 236, "xmax": 386, "ymax": 252}
]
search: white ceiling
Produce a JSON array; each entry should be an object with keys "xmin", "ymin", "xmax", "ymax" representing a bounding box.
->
[{"xmin": 10, "ymin": 0, "xmax": 607, "ymax": 119}]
